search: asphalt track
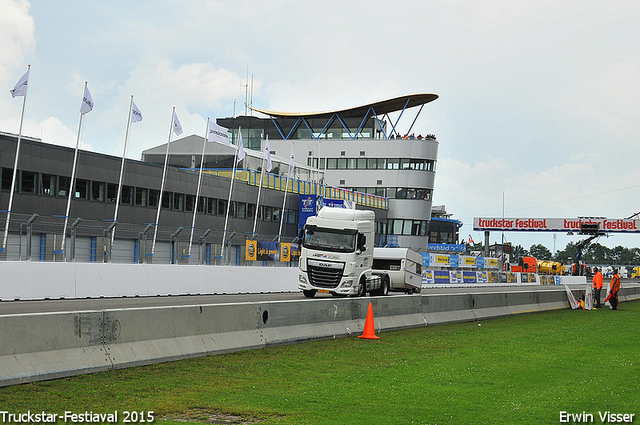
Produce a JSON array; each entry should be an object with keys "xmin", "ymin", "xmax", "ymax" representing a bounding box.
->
[{"xmin": 1, "ymin": 283, "xmax": 624, "ymax": 316}]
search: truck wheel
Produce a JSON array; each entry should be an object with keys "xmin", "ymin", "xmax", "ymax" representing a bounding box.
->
[
  {"xmin": 303, "ymin": 290, "xmax": 317, "ymax": 298},
  {"xmin": 381, "ymin": 276, "xmax": 389, "ymax": 296},
  {"xmin": 352, "ymin": 279, "xmax": 366, "ymax": 298}
]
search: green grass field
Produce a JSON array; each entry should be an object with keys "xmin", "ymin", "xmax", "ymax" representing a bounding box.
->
[{"xmin": 1, "ymin": 300, "xmax": 638, "ymax": 425}]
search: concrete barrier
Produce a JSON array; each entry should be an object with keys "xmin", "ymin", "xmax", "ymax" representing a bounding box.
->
[
  {"xmin": 0, "ymin": 262, "xmax": 299, "ymax": 301},
  {"xmin": 3, "ymin": 284, "xmax": 639, "ymax": 387}
]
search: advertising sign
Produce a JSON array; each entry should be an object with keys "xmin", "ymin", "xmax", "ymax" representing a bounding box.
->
[
  {"xmin": 463, "ymin": 271, "xmax": 477, "ymax": 283},
  {"xmin": 298, "ymin": 195, "xmax": 317, "ymax": 231},
  {"xmin": 474, "ymin": 217, "xmax": 640, "ymax": 233},
  {"xmin": 434, "ymin": 270, "xmax": 450, "ymax": 284},
  {"xmin": 280, "ymin": 243, "xmax": 290, "ymax": 262},
  {"xmin": 246, "ymin": 240, "xmax": 257, "ymax": 261},
  {"xmin": 426, "ymin": 243, "xmax": 466, "ymax": 253}
]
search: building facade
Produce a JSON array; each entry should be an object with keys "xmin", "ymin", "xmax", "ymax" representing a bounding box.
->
[{"xmin": 218, "ymin": 94, "xmax": 441, "ymax": 251}]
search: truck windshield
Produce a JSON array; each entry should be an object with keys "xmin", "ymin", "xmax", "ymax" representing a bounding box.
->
[{"xmin": 303, "ymin": 227, "xmax": 357, "ymax": 253}]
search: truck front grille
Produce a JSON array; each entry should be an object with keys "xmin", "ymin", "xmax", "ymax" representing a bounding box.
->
[{"xmin": 308, "ymin": 263, "xmax": 344, "ymax": 288}]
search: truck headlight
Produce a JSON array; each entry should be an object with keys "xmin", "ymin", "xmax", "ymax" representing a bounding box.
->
[
  {"xmin": 342, "ymin": 278, "xmax": 353, "ymax": 288},
  {"xmin": 299, "ymin": 274, "xmax": 308, "ymax": 284}
]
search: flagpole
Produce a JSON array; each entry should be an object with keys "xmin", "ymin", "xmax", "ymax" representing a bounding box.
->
[
  {"xmin": 151, "ymin": 107, "xmax": 176, "ymax": 258},
  {"xmin": 252, "ymin": 135, "xmax": 270, "ymax": 238},
  {"xmin": 277, "ymin": 142, "xmax": 294, "ymax": 242},
  {"xmin": 60, "ymin": 81, "xmax": 88, "ymax": 258},
  {"xmin": 221, "ymin": 127, "xmax": 241, "ymax": 263},
  {"xmin": 2, "ymin": 65, "xmax": 30, "ymax": 253},
  {"xmin": 111, "ymin": 95, "xmax": 134, "ymax": 251},
  {"xmin": 252, "ymin": 156, "xmax": 265, "ymax": 238},
  {"xmin": 188, "ymin": 118, "xmax": 210, "ymax": 260}
]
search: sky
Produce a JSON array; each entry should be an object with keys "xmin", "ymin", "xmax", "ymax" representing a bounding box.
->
[{"xmin": 2, "ymin": 0, "xmax": 640, "ymax": 254}]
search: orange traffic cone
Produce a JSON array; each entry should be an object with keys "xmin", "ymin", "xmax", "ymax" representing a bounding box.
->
[{"xmin": 358, "ymin": 302, "xmax": 380, "ymax": 340}]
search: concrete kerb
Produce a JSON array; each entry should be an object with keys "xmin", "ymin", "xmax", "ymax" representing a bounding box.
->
[{"xmin": 2, "ymin": 284, "xmax": 640, "ymax": 387}]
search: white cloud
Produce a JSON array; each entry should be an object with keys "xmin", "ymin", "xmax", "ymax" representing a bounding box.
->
[{"xmin": 0, "ymin": 0, "xmax": 34, "ymax": 82}]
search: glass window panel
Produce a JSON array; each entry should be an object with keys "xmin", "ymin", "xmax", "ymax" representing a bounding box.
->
[
  {"xmin": 21, "ymin": 171, "xmax": 37, "ymax": 193},
  {"xmin": 92, "ymin": 181, "xmax": 105, "ymax": 201},
  {"xmin": 347, "ymin": 159, "xmax": 357, "ymax": 169},
  {"xmin": 185, "ymin": 194, "xmax": 195, "ymax": 212},
  {"xmin": 273, "ymin": 207, "xmax": 281, "ymax": 223},
  {"xmin": 367, "ymin": 158, "xmax": 378, "ymax": 169},
  {"xmin": 121, "ymin": 185, "xmax": 133, "ymax": 204},
  {"xmin": 41, "ymin": 174, "xmax": 56, "ymax": 196},
  {"xmin": 393, "ymin": 219, "xmax": 403, "ymax": 235},
  {"xmin": 107, "ymin": 183, "xmax": 118, "ymax": 203},
  {"xmin": 1, "ymin": 168, "xmax": 12, "ymax": 191},
  {"xmin": 337, "ymin": 158, "xmax": 347, "ymax": 169},
  {"xmin": 135, "ymin": 188, "xmax": 148, "ymax": 206},
  {"xmin": 264, "ymin": 206, "xmax": 273, "ymax": 222},
  {"xmin": 217, "ymin": 199, "xmax": 227, "ymax": 215},
  {"xmin": 237, "ymin": 202, "xmax": 246, "ymax": 219},
  {"xmin": 387, "ymin": 159, "xmax": 399, "ymax": 170},
  {"xmin": 247, "ymin": 203, "xmax": 256, "ymax": 220},
  {"xmin": 197, "ymin": 196, "xmax": 207, "ymax": 213},
  {"xmin": 357, "ymin": 158, "xmax": 367, "ymax": 169},
  {"xmin": 58, "ymin": 176, "xmax": 70, "ymax": 197},
  {"xmin": 148, "ymin": 189, "xmax": 159, "ymax": 207},
  {"xmin": 327, "ymin": 158, "xmax": 337, "ymax": 169},
  {"xmin": 208, "ymin": 198, "xmax": 216, "ymax": 214},
  {"xmin": 162, "ymin": 192, "xmax": 172, "ymax": 209}
]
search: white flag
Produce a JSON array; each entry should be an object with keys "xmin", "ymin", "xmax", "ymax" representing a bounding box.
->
[
  {"xmin": 208, "ymin": 121, "xmax": 230, "ymax": 145},
  {"xmin": 173, "ymin": 111, "xmax": 183, "ymax": 135},
  {"xmin": 131, "ymin": 101, "xmax": 143, "ymax": 123},
  {"xmin": 264, "ymin": 136, "xmax": 272, "ymax": 172},
  {"xmin": 80, "ymin": 85, "xmax": 94, "ymax": 115},
  {"xmin": 10, "ymin": 69, "xmax": 29, "ymax": 98},
  {"xmin": 237, "ymin": 131, "xmax": 245, "ymax": 163},
  {"xmin": 288, "ymin": 145, "xmax": 295, "ymax": 178}
]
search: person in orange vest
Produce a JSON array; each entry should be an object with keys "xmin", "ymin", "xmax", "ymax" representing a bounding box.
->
[
  {"xmin": 592, "ymin": 267, "xmax": 603, "ymax": 308},
  {"xmin": 609, "ymin": 268, "xmax": 621, "ymax": 310}
]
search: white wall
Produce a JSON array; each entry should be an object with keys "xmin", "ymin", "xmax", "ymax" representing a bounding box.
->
[{"xmin": 0, "ymin": 262, "xmax": 299, "ymax": 301}]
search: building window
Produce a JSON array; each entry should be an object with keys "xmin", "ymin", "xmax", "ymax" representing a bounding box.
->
[
  {"xmin": 247, "ymin": 203, "xmax": 255, "ymax": 220},
  {"xmin": 92, "ymin": 181, "xmax": 105, "ymax": 202},
  {"xmin": 208, "ymin": 198, "xmax": 217, "ymax": 215},
  {"xmin": 162, "ymin": 192, "xmax": 172, "ymax": 209},
  {"xmin": 107, "ymin": 183, "xmax": 118, "ymax": 203},
  {"xmin": 41, "ymin": 174, "xmax": 56, "ymax": 196},
  {"xmin": 149, "ymin": 189, "xmax": 160, "ymax": 208},
  {"xmin": 121, "ymin": 185, "xmax": 133, "ymax": 205},
  {"xmin": 135, "ymin": 188, "xmax": 148, "ymax": 207},
  {"xmin": 173, "ymin": 193, "xmax": 185, "ymax": 211},
  {"xmin": 58, "ymin": 176, "xmax": 70, "ymax": 197},
  {"xmin": 217, "ymin": 199, "xmax": 227, "ymax": 216},
  {"xmin": 264, "ymin": 206, "xmax": 273, "ymax": 222},
  {"xmin": 73, "ymin": 179, "xmax": 89, "ymax": 199},
  {"xmin": 237, "ymin": 202, "xmax": 246, "ymax": 219},
  {"xmin": 1, "ymin": 168, "xmax": 12, "ymax": 191}
]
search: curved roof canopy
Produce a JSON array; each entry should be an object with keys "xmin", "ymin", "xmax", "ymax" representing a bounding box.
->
[{"xmin": 250, "ymin": 93, "xmax": 438, "ymax": 119}]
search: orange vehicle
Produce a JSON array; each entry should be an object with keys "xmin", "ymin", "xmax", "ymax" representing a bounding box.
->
[{"xmin": 511, "ymin": 256, "xmax": 537, "ymax": 273}]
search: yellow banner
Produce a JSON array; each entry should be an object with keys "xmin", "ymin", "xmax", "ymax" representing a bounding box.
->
[
  {"xmin": 280, "ymin": 243, "xmax": 291, "ymax": 262},
  {"xmin": 246, "ymin": 240, "xmax": 257, "ymax": 261}
]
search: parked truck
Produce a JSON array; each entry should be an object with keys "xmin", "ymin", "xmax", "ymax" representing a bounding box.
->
[{"xmin": 297, "ymin": 207, "xmax": 421, "ymax": 297}]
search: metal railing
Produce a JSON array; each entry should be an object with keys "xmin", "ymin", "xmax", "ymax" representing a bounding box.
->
[{"xmin": 0, "ymin": 211, "xmax": 297, "ymax": 267}]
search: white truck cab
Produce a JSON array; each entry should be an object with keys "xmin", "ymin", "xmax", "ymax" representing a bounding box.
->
[{"xmin": 297, "ymin": 207, "xmax": 381, "ymax": 297}]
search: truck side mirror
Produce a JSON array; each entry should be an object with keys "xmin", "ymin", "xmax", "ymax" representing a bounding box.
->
[
  {"xmin": 357, "ymin": 234, "xmax": 367, "ymax": 252},
  {"xmin": 293, "ymin": 227, "xmax": 304, "ymax": 244}
]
